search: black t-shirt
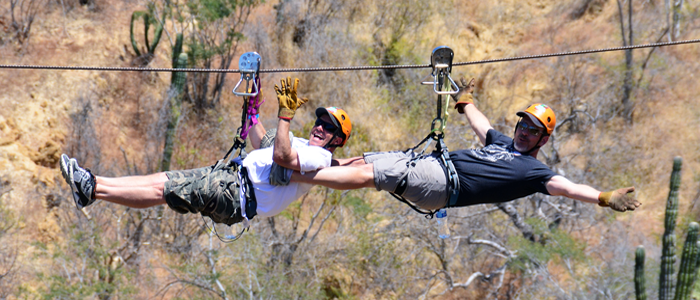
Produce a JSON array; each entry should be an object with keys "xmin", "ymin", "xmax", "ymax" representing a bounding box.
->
[{"xmin": 449, "ymin": 129, "xmax": 557, "ymax": 207}]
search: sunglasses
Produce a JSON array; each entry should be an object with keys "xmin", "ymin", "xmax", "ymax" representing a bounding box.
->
[
  {"xmin": 517, "ymin": 121, "xmax": 543, "ymax": 136},
  {"xmin": 314, "ymin": 118, "xmax": 338, "ymax": 132}
]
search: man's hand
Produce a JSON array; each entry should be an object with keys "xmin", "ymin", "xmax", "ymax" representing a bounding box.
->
[
  {"xmin": 599, "ymin": 187, "xmax": 641, "ymax": 212},
  {"xmin": 453, "ymin": 77, "xmax": 476, "ymax": 114},
  {"xmin": 275, "ymin": 77, "xmax": 309, "ymax": 120}
]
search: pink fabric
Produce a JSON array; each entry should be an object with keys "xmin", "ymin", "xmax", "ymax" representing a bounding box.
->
[{"xmin": 239, "ymin": 77, "xmax": 264, "ymax": 140}]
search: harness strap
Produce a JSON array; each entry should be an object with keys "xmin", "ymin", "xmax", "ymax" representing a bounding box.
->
[
  {"xmin": 239, "ymin": 166, "xmax": 258, "ymax": 218},
  {"xmin": 388, "ymin": 131, "xmax": 460, "ymax": 217},
  {"xmin": 389, "ymin": 192, "xmax": 437, "ymax": 218}
]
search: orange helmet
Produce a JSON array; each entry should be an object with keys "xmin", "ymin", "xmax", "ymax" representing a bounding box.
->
[
  {"xmin": 315, "ymin": 107, "xmax": 352, "ymax": 147},
  {"xmin": 516, "ymin": 103, "xmax": 556, "ymax": 135}
]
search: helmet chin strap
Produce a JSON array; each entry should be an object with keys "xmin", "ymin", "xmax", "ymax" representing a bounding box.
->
[
  {"xmin": 322, "ymin": 130, "xmax": 342, "ymax": 150},
  {"xmin": 519, "ymin": 135, "xmax": 544, "ymax": 156}
]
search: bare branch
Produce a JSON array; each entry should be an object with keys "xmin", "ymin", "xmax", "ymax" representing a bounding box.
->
[
  {"xmin": 497, "ymin": 202, "xmax": 535, "ymax": 241},
  {"xmin": 453, "ymin": 272, "xmax": 484, "ymax": 289}
]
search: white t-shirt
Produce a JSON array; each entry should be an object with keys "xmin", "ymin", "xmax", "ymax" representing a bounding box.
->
[{"xmin": 242, "ymin": 137, "xmax": 332, "ymax": 218}]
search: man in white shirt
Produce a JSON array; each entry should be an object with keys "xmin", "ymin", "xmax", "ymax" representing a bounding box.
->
[{"xmin": 60, "ymin": 77, "xmax": 353, "ymax": 225}]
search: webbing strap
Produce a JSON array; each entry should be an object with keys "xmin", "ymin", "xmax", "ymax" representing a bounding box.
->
[
  {"xmin": 437, "ymin": 139, "xmax": 460, "ymax": 207},
  {"xmin": 389, "ymin": 132, "xmax": 460, "ymax": 216}
]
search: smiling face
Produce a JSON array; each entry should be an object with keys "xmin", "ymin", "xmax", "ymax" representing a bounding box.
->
[
  {"xmin": 308, "ymin": 114, "xmax": 343, "ymax": 149},
  {"xmin": 513, "ymin": 117, "xmax": 549, "ymax": 154}
]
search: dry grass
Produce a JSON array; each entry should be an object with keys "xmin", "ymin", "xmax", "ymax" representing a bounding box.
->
[{"xmin": 1, "ymin": 0, "xmax": 700, "ymax": 298}]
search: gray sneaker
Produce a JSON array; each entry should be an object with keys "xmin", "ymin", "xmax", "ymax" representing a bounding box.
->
[{"xmin": 59, "ymin": 154, "xmax": 96, "ymax": 209}]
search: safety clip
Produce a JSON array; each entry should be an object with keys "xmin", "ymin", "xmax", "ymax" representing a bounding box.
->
[{"xmin": 232, "ymin": 52, "xmax": 262, "ymax": 97}]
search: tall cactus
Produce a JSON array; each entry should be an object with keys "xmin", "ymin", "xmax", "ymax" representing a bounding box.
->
[
  {"xmin": 634, "ymin": 246, "xmax": 647, "ymax": 300},
  {"xmin": 635, "ymin": 157, "xmax": 700, "ymax": 300},
  {"xmin": 674, "ymin": 222, "xmax": 700, "ymax": 300},
  {"xmin": 635, "ymin": 246, "xmax": 647, "ymax": 300},
  {"xmin": 161, "ymin": 48, "xmax": 188, "ymax": 172},
  {"xmin": 659, "ymin": 157, "xmax": 682, "ymax": 300}
]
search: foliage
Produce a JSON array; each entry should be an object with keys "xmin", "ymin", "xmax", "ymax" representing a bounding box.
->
[
  {"xmin": 634, "ymin": 157, "xmax": 700, "ymax": 300},
  {"xmin": 173, "ymin": 0, "xmax": 261, "ymax": 110},
  {"xmin": 0, "ymin": 177, "xmax": 17, "ymax": 299},
  {"xmin": 508, "ymin": 218, "xmax": 586, "ymax": 274},
  {"xmin": 129, "ymin": 2, "xmax": 166, "ymax": 65},
  {"xmin": 37, "ymin": 226, "xmax": 137, "ymax": 299},
  {"xmin": 7, "ymin": 0, "xmax": 700, "ymax": 298},
  {"xmin": 7, "ymin": 0, "xmax": 39, "ymax": 49}
]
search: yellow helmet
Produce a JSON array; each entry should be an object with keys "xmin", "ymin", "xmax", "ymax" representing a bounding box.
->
[
  {"xmin": 315, "ymin": 107, "xmax": 352, "ymax": 147},
  {"xmin": 516, "ymin": 103, "xmax": 556, "ymax": 135}
]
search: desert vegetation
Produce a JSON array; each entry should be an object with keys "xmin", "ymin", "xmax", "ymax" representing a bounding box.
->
[{"xmin": 2, "ymin": 0, "xmax": 700, "ymax": 298}]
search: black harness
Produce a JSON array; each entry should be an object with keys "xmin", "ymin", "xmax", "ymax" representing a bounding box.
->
[
  {"xmin": 389, "ymin": 131, "xmax": 460, "ymax": 218},
  {"xmin": 389, "ymin": 46, "xmax": 461, "ymax": 219}
]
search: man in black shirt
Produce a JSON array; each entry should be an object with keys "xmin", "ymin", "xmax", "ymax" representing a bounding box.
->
[{"xmin": 292, "ymin": 79, "xmax": 640, "ymax": 212}]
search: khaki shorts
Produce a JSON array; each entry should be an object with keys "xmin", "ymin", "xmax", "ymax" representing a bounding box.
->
[
  {"xmin": 365, "ymin": 151, "xmax": 448, "ymax": 210},
  {"xmin": 164, "ymin": 160, "xmax": 257, "ymax": 225}
]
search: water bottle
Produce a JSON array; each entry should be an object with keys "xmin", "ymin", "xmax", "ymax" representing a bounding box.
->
[{"xmin": 435, "ymin": 208, "xmax": 450, "ymax": 239}]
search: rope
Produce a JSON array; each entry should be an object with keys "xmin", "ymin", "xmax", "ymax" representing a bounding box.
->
[
  {"xmin": 1, "ymin": 38, "xmax": 698, "ymax": 73},
  {"xmin": 453, "ymin": 38, "xmax": 700, "ymax": 66}
]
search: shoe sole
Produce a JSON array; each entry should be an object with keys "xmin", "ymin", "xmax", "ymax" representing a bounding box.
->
[
  {"xmin": 60, "ymin": 154, "xmax": 84, "ymax": 209},
  {"xmin": 59, "ymin": 154, "xmax": 71, "ymax": 183}
]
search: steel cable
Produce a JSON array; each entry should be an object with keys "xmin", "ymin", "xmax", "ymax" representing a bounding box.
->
[{"xmin": 0, "ymin": 38, "xmax": 698, "ymax": 73}]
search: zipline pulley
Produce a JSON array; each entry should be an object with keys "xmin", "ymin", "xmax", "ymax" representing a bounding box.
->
[
  {"xmin": 421, "ymin": 46, "xmax": 460, "ymax": 96},
  {"xmin": 215, "ymin": 52, "xmax": 264, "ymax": 243},
  {"xmin": 225, "ymin": 52, "xmax": 263, "ymax": 163},
  {"xmin": 232, "ymin": 52, "xmax": 262, "ymax": 97}
]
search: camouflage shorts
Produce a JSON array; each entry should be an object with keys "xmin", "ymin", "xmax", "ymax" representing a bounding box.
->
[{"xmin": 164, "ymin": 159, "xmax": 257, "ymax": 225}]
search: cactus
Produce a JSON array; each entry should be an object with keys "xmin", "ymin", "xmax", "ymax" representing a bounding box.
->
[
  {"xmin": 160, "ymin": 52, "xmax": 188, "ymax": 172},
  {"xmin": 659, "ymin": 157, "xmax": 682, "ymax": 300},
  {"xmin": 171, "ymin": 33, "xmax": 184, "ymax": 70},
  {"xmin": 635, "ymin": 246, "xmax": 647, "ymax": 300},
  {"xmin": 129, "ymin": 4, "xmax": 165, "ymax": 64},
  {"xmin": 634, "ymin": 157, "xmax": 700, "ymax": 300},
  {"xmin": 674, "ymin": 222, "xmax": 700, "ymax": 300}
]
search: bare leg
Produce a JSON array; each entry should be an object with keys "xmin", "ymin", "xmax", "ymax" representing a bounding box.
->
[
  {"xmin": 292, "ymin": 163, "xmax": 375, "ymax": 190},
  {"xmin": 94, "ymin": 173, "xmax": 168, "ymax": 208}
]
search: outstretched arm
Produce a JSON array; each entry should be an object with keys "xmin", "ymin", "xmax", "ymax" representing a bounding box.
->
[
  {"xmin": 453, "ymin": 78, "xmax": 493, "ymax": 146},
  {"xmin": 332, "ymin": 156, "xmax": 366, "ymax": 166},
  {"xmin": 545, "ymin": 175, "xmax": 641, "ymax": 212},
  {"xmin": 291, "ymin": 163, "xmax": 375, "ymax": 189},
  {"xmin": 545, "ymin": 175, "xmax": 600, "ymax": 204}
]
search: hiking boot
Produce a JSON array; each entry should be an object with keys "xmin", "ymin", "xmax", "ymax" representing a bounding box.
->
[{"xmin": 60, "ymin": 154, "xmax": 96, "ymax": 209}]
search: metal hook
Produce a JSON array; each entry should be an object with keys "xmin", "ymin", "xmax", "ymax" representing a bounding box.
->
[{"xmin": 232, "ymin": 52, "xmax": 262, "ymax": 97}]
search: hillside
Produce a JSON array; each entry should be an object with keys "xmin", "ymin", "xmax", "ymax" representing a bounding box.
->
[{"xmin": 2, "ymin": 0, "xmax": 700, "ymax": 298}]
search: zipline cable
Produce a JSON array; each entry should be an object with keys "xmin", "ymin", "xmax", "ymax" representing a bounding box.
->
[{"xmin": 1, "ymin": 38, "xmax": 699, "ymax": 73}]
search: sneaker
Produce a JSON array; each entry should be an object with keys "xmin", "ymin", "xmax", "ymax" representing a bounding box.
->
[{"xmin": 59, "ymin": 154, "xmax": 96, "ymax": 209}]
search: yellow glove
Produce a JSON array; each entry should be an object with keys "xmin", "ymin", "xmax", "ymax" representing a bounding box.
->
[
  {"xmin": 599, "ymin": 187, "xmax": 641, "ymax": 212},
  {"xmin": 453, "ymin": 77, "xmax": 476, "ymax": 114},
  {"xmin": 275, "ymin": 77, "xmax": 309, "ymax": 120}
]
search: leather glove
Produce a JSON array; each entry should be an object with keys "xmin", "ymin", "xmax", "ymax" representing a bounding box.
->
[
  {"xmin": 453, "ymin": 77, "xmax": 476, "ymax": 114},
  {"xmin": 599, "ymin": 187, "xmax": 641, "ymax": 212},
  {"xmin": 275, "ymin": 77, "xmax": 309, "ymax": 120}
]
